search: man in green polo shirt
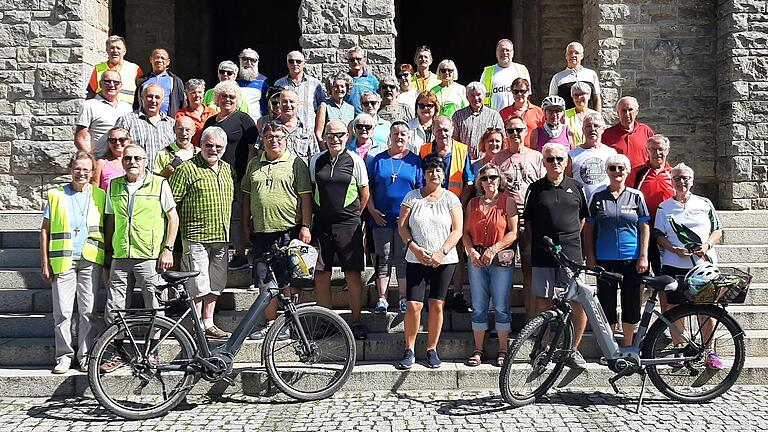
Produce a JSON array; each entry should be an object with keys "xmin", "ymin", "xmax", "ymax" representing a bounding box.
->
[
  {"xmin": 242, "ymin": 121, "xmax": 313, "ymax": 340},
  {"xmin": 169, "ymin": 126, "xmax": 235, "ymax": 339}
]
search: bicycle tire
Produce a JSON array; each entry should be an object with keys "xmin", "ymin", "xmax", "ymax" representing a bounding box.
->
[
  {"xmin": 642, "ymin": 304, "xmax": 745, "ymax": 403},
  {"xmin": 263, "ymin": 305, "xmax": 356, "ymax": 400},
  {"xmin": 88, "ymin": 316, "xmax": 197, "ymax": 420},
  {"xmin": 499, "ymin": 311, "xmax": 573, "ymax": 407}
]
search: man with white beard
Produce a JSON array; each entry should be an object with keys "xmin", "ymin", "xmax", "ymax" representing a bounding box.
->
[{"xmin": 236, "ymin": 48, "xmax": 270, "ymax": 123}]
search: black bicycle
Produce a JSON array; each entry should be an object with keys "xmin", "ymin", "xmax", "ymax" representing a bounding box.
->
[{"xmin": 88, "ymin": 243, "xmax": 356, "ymax": 420}]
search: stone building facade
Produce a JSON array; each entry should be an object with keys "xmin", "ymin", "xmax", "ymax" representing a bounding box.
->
[{"xmin": 0, "ymin": 0, "xmax": 766, "ymax": 210}]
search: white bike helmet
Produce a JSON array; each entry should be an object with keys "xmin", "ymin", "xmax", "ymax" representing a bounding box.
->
[
  {"xmin": 541, "ymin": 95, "xmax": 566, "ymax": 111},
  {"xmin": 685, "ymin": 261, "xmax": 720, "ymax": 289}
]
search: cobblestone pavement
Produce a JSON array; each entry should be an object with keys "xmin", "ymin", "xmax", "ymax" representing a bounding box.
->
[{"xmin": 1, "ymin": 386, "xmax": 766, "ymax": 431}]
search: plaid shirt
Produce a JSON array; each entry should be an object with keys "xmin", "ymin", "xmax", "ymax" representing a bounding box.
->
[
  {"xmin": 275, "ymin": 117, "xmax": 319, "ymax": 165},
  {"xmin": 169, "ymin": 153, "xmax": 235, "ymax": 243},
  {"xmin": 115, "ymin": 110, "xmax": 176, "ymax": 172}
]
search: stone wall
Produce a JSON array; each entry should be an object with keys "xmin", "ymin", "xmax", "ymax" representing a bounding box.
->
[
  {"xmin": 716, "ymin": 0, "xmax": 768, "ymax": 210},
  {"xmin": 123, "ymin": 0, "xmax": 175, "ymax": 70},
  {"xmin": 0, "ymin": 0, "xmax": 108, "ymax": 210},
  {"xmin": 299, "ymin": 0, "xmax": 396, "ymax": 85},
  {"xmin": 538, "ymin": 0, "xmax": 585, "ymax": 101},
  {"xmin": 583, "ymin": 0, "xmax": 719, "ymax": 200}
]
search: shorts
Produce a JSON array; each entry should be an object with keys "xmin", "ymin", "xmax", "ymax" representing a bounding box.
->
[
  {"xmin": 531, "ymin": 266, "xmax": 574, "ymax": 299},
  {"xmin": 405, "ymin": 262, "xmax": 456, "ymax": 302},
  {"xmin": 314, "ymin": 221, "xmax": 365, "ymax": 272},
  {"xmin": 250, "ymin": 227, "xmax": 298, "ymax": 286},
  {"xmin": 372, "ymin": 227, "xmax": 406, "ymax": 279},
  {"xmin": 182, "ymin": 240, "xmax": 229, "ymax": 298}
]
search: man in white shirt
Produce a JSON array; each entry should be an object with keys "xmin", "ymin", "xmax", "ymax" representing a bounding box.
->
[
  {"xmin": 479, "ymin": 39, "xmax": 531, "ymax": 111},
  {"xmin": 74, "ymin": 70, "xmax": 132, "ymax": 156}
]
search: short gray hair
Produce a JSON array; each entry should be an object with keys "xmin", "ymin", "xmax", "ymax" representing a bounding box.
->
[
  {"xmin": 184, "ymin": 78, "xmax": 205, "ymax": 92},
  {"xmin": 671, "ymin": 162, "xmax": 694, "ymax": 178},
  {"xmin": 566, "ymin": 41, "xmax": 584, "ymax": 54},
  {"xmin": 213, "ymin": 80, "xmax": 241, "ymax": 104},
  {"xmin": 647, "ymin": 134, "xmax": 670, "ymax": 148},
  {"xmin": 380, "ymin": 75, "xmax": 398, "ymax": 87},
  {"xmin": 353, "ymin": 113, "xmax": 376, "ymax": 128},
  {"xmin": 217, "ymin": 60, "xmax": 238, "ymax": 75},
  {"xmin": 122, "ymin": 144, "xmax": 147, "ymax": 158},
  {"xmin": 436, "ymin": 59, "xmax": 458, "ymax": 81},
  {"xmin": 605, "ymin": 153, "xmax": 631, "ymax": 171},
  {"xmin": 105, "ymin": 35, "xmax": 126, "ymax": 48},
  {"xmin": 617, "ymin": 96, "xmax": 639, "ymax": 110},
  {"xmin": 326, "ymin": 72, "xmax": 352, "ymax": 93},
  {"xmin": 541, "ymin": 143, "xmax": 567, "ymax": 158},
  {"xmin": 360, "ymin": 91, "xmax": 381, "ymax": 103},
  {"xmin": 201, "ymin": 126, "xmax": 227, "ymax": 145},
  {"xmin": 466, "ymin": 81, "xmax": 485, "ymax": 97},
  {"xmin": 348, "ymin": 46, "xmax": 365, "ymax": 57},
  {"xmin": 238, "ymin": 48, "xmax": 259, "ymax": 60},
  {"xmin": 583, "ymin": 112, "xmax": 605, "ymax": 128},
  {"xmin": 570, "ymin": 82, "xmax": 592, "ymax": 97}
]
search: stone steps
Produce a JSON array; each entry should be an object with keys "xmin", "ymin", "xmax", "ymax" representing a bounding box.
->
[
  {"xmin": 721, "ymin": 228, "xmax": 768, "ymax": 245},
  {"xmin": 0, "ymin": 249, "xmax": 40, "ymax": 268},
  {"xmin": 714, "ymin": 245, "xmax": 768, "ymax": 264}
]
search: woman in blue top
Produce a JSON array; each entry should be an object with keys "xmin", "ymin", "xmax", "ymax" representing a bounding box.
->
[
  {"xmin": 314, "ymin": 72, "xmax": 354, "ymax": 145},
  {"xmin": 583, "ymin": 153, "xmax": 650, "ymax": 346},
  {"xmin": 367, "ymin": 121, "xmax": 423, "ymax": 314}
]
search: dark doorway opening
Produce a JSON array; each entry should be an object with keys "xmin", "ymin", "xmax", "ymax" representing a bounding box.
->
[{"xmin": 394, "ymin": 0, "xmax": 514, "ymax": 85}]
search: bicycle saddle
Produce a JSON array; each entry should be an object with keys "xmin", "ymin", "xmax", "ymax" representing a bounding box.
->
[
  {"xmin": 162, "ymin": 270, "xmax": 201, "ymax": 283},
  {"xmin": 641, "ymin": 275, "xmax": 678, "ymax": 292}
]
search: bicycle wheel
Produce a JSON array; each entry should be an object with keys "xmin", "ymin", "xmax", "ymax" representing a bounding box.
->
[
  {"xmin": 88, "ymin": 316, "xmax": 198, "ymax": 420},
  {"xmin": 499, "ymin": 311, "xmax": 573, "ymax": 407},
  {"xmin": 642, "ymin": 304, "xmax": 745, "ymax": 403},
  {"xmin": 263, "ymin": 305, "xmax": 356, "ymax": 400}
]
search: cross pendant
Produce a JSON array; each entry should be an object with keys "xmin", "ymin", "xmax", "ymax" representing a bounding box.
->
[
  {"xmin": 73, "ymin": 227, "xmax": 80, "ymax": 235},
  {"xmin": 391, "ymin": 173, "xmax": 397, "ymax": 183}
]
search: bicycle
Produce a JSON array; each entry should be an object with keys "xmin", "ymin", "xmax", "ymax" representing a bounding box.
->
[
  {"xmin": 499, "ymin": 236, "xmax": 749, "ymax": 411},
  {"xmin": 88, "ymin": 243, "xmax": 356, "ymax": 420}
]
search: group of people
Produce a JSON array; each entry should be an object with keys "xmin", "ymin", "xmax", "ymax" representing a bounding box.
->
[{"xmin": 42, "ymin": 36, "xmax": 724, "ymax": 374}]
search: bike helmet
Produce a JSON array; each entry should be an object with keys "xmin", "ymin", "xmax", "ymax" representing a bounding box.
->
[
  {"xmin": 685, "ymin": 261, "xmax": 720, "ymax": 289},
  {"xmin": 541, "ymin": 95, "xmax": 566, "ymax": 111}
]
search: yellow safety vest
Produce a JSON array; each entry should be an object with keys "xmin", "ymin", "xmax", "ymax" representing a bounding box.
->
[
  {"xmin": 420, "ymin": 140, "xmax": 469, "ymax": 197},
  {"xmin": 93, "ymin": 61, "xmax": 140, "ymax": 104},
  {"xmin": 109, "ymin": 173, "xmax": 168, "ymax": 259},
  {"xmin": 47, "ymin": 186, "xmax": 106, "ymax": 274},
  {"xmin": 481, "ymin": 65, "xmax": 496, "ymax": 107}
]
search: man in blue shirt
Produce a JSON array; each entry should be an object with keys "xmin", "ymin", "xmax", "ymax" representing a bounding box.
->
[
  {"xmin": 237, "ymin": 48, "xmax": 270, "ymax": 123},
  {"xmin": 345, "ymin": 46, "xmax": 379, "ymax": 116},
  {"xmin": 133, "ymin": 48, "xmax": 186, "ymax": 116}
]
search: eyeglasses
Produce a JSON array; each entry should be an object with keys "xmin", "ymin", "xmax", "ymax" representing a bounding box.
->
[
  {"xmin": 673, "ymin": 176, "xmax": 692, "ymax": 182},
  {"xmin": 381, "ymin": 84, "xmax": 398, "ymax": 90},
  {"xmin": 417, "ymin": 103, "xmax": 435, "ymax": 109},
  {"xmin": 348, "ymin": 57, "xmax": 364, "ymax": 63},
  {"xmin": 269, "ymin": 100, "xmax": 280, "ymax": 106},
  {"xmin": 107, "ymin": 137, "xmax": 130, "ymax": 144},
  {"xmin": 218, "ymin": 69, "xmax": 234, "ymax": 75},
  {"xmin": 122, "ymin": 155, "xmax": 145, "ymax": 162},
  {"xmin": 506, "ymin": 127, "xmax": 526, "ymax": 135},
  {"xmin": 439, "ymin": 68, "xmax": 454, "ymax": 74},
  {"xmin": 240, "ymin": 57, "xmax": 258, "ymax": 63},
  {"xmin": 512, "ymin": 89, "xmax": 528, "ymax": 95},
  {"xmin": 545, "ymin": 156, "xmax": 565, "ymax": 164},
  {"xmin": 649, "ymin": 147, "xmax": 670, "ymax": 153},
  {"xmin": 102, "ymin": 79, "xmax": 122, "ymax": 86},
  {"xmin": 479, "ymin": 175, "xmax": 500, "ymax": 182},
  {"xmin": 264, "ymin": 134, "xmax": 286, "ymax": 142},
  {"xmin": 327, "ymin": 132, "xmax": 347, "ymax": 139},
  {"xmin": 355, "ymin": 124, "xmax": 373, "ymax": 131},
  {"xmin": 204, "ymin": 143, "xmax": 225, "ymax": 150},
  {"xmin": 607, "ymin": 165, "xmax": 627, "ymax": 172},
  {"xmin": 287, "ymin": 59, "xmax": 303, "ymax": 64},
  {"xmin": 72, "ymin": 168, "xmax": 92, "ymax": 173},
  {"xmin": 361, "ymin": 101, "xmax": 379, "ymax": 106},
  {"xmin": 219, "ymin": 94, "xmax": 237, "ymax": 100}
]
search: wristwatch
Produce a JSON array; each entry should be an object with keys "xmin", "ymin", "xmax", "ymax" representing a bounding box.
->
[{"xmin": 164, "ymin": 245, "xmax": 174, "ymax": 252}]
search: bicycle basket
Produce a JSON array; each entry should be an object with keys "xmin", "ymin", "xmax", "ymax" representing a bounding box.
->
[
  {"xmin": 285, "ymin": 239, "xmax": 318, "ymax": 289},
  {"xmin": 671, "ymin": 267, "xmax": 752, "ymax": 305}
]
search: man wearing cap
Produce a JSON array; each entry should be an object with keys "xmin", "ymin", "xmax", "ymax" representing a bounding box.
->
[
  {"xmin": 275, "ymin": 51, "xmax": 324, "ymax": 134},
  {"xmin": 377, "ymin": 76, "xmax": 413, "ymax": 124},
  {"xmin": 134, "ymin": 48, "xmax": 186, "ymax": 117},
  {"xmin": 602, "ymin": 96, "xmax": 655, "ymax": 186},
  {"xmin": 236, "ymin": 48, "xmax": 270, "ymax": 123},
  {"xmin": 480, "ymin": 39, "xmax": 531, "ymax": 111},
  {"xmin": 75, "ymin": 70, "xmax": 133, "ymax": 156},
  {"xmin": 86, "ymin": 35, "xmax": 143, "ymax": 105},
  {"xmin": 451, "ymin": 81, "xmax": 504, "ymax": 159}
]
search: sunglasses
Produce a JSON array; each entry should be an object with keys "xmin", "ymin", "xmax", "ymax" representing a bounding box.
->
[
  {"xmin": 348, "ymin": 57, "xmax": 364, "ymax": 63},
  {"xmin": 607, "ymin": 165, "xmax": 627, "ymax": 172},
  {"xmin": 506, "ymin": 127, "xmax": 525, "ymax": 135},
  {"xmin": 545, "ymin": 156, "xmax": 565, "ymax": 164},
  {"xmin": 417, "ymin": 103, "xmax": 435, "ymax": 109},
  {"xmin": 218, "ymin": 69, "xmax": 234, "ymax": 75},
  {"xmin": 240, "ymin": 57, "xmax": 258, "ymax": 63},
  {"xmin": 361, "ymin": 101, "xmax": 379, "ymax": 106},
  {"xmin": 396, "ymin": 73, "xmax": 411, "ymax": 79},
  {"xmin": 439, "ymin": 68, "xmax": 454, "ymax": 74},
  {"xmin": 673, "ymin": 176, "xmax": 692, "ymax": 182},
  {"xmin": 512, "ymin": 89, "xmax": 528, "ymax": 95},
  {"xmin": 355, "ymin": 124, "xmax": 373, "ymax": 131},
  {"xmin": 107, "ymin": 137, "xmax": 130, "ymax": 144},
  {"xmin": 479, "ymin": 175, "xmax": 500, "ymax": 182},
  {"xmin": 327, "ymin": 131, "xmax": 347, "ymax": 139},
  {"xmin": 287, "ymin": 59, "xmax": 303, "ymax": 64},
  {"xmin": 381, "ymin": 84, "xmax": 398, "ymax": 90},
  {"xmin": 219, "ymin": 94, "xmax": 237, "ymax": 100},
  {"xmin": 122, "ymin": 155, "xmax": 145, "ymax": 162}
]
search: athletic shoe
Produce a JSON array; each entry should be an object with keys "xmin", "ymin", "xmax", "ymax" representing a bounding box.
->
[
  {"xmin": 399, "ymin": 297, "xmax": 407, "ymax": 314},
  {"xmin": 228, "ymin": 254, "xmax": 250, "ymax": 270},
  {"xmin": 564, "ymin": 350, "xmax": 587, "ymax": 369},
  {"xmin": 397, "ymin": 349, "xmax": 415, "ymax": 370},
  {"xmin": 374, "ymin": 298, "xmax": 389, "ymax": 314},
  {"xmin": 275, "ymin": 325, "xmax": 291, "ymax": 341},
  {"xmin": 52, "ymin": 358, "xmax": 71, "ymax": 374},
  {"xmin": 451, "ymin": 292, "xmax": 469, "ymax": 313},
  {"xmin": 352, "ymin": 323, "xmax": 368, "ymax": 340},
  {"xmin": 706, "ymin": 352, "xmax": 724, "ymax": 370},
  {"xmin": 249, "ymin": 324, "xmax": 269, "ymax": 340},
  {"xmin": 426, "ymin": 349, "xmax": 442, "ymax": 368}
]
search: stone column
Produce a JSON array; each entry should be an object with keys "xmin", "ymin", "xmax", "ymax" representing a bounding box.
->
[
  {"xmin": 0, "ymin": 0, "xmax": 108, "ymax": 210},
  {"xmin": 299, "ymin": 0, "xmax": 396, "ymax": 83},
  {"xmin": 716, "ymin": 0, "xmax": 768, "ymax": 210}
]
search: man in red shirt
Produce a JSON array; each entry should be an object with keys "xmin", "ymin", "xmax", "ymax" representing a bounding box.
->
[
  {"xmin": 602, "ymin": 96, "xmax": 654, "ymax": 185},
  {"xmin": 633, "ymin": 134, "xmax": 674, "ymax": 275}
]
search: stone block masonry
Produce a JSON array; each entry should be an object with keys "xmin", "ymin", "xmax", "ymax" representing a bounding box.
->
[{"xmin": 0, "ymin": 0, "xmax": 108, "ymax": 209}]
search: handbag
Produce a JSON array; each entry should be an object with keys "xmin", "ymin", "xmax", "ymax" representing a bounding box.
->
[{"xmin": 473, "ymin": 245, "xmax": 516, "ymax": 267}]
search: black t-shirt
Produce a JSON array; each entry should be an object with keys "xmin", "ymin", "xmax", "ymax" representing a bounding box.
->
[
  {"xmin": 523, "ymin": 176, "xmax": 588, "ymax": 267},
  {"xmin": 309, "ymin": 149, "xmax": 368, "ymax": 226},
  {"xmin": 203, "ymin": 111, "xmax": 258, "ymax": 181}
]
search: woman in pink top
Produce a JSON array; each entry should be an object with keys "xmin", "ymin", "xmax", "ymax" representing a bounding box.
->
[
  {"xmin": 530, "ymin": 95, "xmax": 574, "ymax": 154},
  {"xmin": 91, "ymin": 126, "xmax": 129, "ymax": 190}
]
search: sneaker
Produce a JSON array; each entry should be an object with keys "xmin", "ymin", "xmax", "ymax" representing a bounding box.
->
[
  {"xmin": 399, "ymin": 296, "xmax": 407, "ymax": 314},
  {"xmin": 564, "ymin": 350, "xmax": 587, "ymax": 369},
  {"xmin": 78, "ymin": 360, "xmax": 89, "ymax": 372},
  {"xmin": 451, "ymin": 292, "xmax": 469, "ymax": 313},
  {"xmin": 228, "ymin": 254, "xmax": 250, "ymax": 270},
  {"xmin": 351, "ymin": 323, "xmax": 368, "ymax": 341},
  {"xmin": 275, "ymin": 325, "xmax": 291, "ymax": 341},
  {"xmin": 374, "ymin": 298, "xmax": 389, "ymax": 314},
  {"xmin": 52, "ymin": 358, "xmax": 71, "ymax": 374},
  {"xmin": 249, "ymin": 324, "xmax": 269, "ymax": 341},
  {"xmin": 99, "ymin": 355, "xmax": 125, "ymax": 373},
  {"xmin": 205, "ymin": 325, "xmax": 232, "ymax": 339},
  {"xmin": 706, "ymin": 352, "xmax": 724, "ymax": 370},
  {"xmin": 397, "ymin": 349, "xmax": 415, "ymax": 370},
  {"xmin": 426, "ymin": 349, "xmax": 442, "ymax": 369}
]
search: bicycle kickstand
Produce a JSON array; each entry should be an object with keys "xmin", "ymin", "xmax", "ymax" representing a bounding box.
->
[{"xmin": 635, "ymin": 370, "xmax": 648, "ymax": 414}]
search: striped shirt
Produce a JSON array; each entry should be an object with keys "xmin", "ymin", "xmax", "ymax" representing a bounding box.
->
[
  {"xmin": 276, "ymin": 117, "xmax": 319, "ymax": 165},
  {"xmin": 274, "ymin": 74, "xmax": 325, "ymax": 132},
  {"xmin": 169, "ymin": 153, "xmax": 235, "ymax": 243},
  {"xmin": 115, "ymin": 110, "xmax": 176, "ymax": 172},
  {"xmin": 451, "ymin": 105, "xmax": 504, "ymax": 159}
]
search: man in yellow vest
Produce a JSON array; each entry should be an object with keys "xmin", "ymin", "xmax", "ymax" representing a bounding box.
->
[
  {"xmin": 101, "ymin": 144, "xmax": 178, "ymax": 371},
  {"xmin": 86, "ymin": 35, "xmax": 143, "ymax": 105},
  {"xmin": 480, "ymin": 39, "xmax": 531, "ymax": 111},
  {"xmin": 418, "ymin": 116, "xmax": 475, "ymax": 313},
  {"xmin": 41, "ymin": 152, "xmax": 106, "ymax": 374}
]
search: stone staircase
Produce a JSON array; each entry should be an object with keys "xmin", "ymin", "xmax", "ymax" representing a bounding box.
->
[{"xmin": 1, "ymin": 210, "xmax": 767, "ymax": 397}]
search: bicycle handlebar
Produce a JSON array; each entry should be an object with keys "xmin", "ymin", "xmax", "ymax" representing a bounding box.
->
[{"xmin": 541, "ymin": 236, "xmax": 624, "ymax": 283}]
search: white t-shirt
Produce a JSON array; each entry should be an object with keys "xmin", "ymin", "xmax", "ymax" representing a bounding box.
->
[
  {"xmin": 402, "ymin": 189, "xmax": 462, "ymax": 264},
  {"xmin": 397, "ymin": 90, "xmax": 417, "ymax": 112},
  {"xmin": 76, "ymin": 95, "xmax": 133, "ymax": 157},
  {"xmin": 568, "ymin": 145, "xmax": 616, "ymax": 204},
  {"xmin": 654, "ymin": 194, "xmax": 722, "ymax": 269},
  {"xmin": 105, "ymin": 175, "xmax": 176, "ymax": 215},
  {"xmin": 482, "ymin": 63, "xmax": 532, "ymax": 111}
]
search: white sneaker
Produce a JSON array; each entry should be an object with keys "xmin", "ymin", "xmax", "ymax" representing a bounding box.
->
[
  {"xmin": 374, "ymin": 298, "xmax": 389, "ymax": 314},
  {"xmin": 52, "ymin": 358, "xmax": 71, "ymax": 374}
]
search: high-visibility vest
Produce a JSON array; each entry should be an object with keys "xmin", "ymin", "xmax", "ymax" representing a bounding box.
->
[
  {"xmin": 419, "ymin": 140, "xmax": 469, "ymax": 197},
  {"xmin": 91, "ymin": 61, "xmax": 141, "ymax": 105},
  {"xmin": 481, "ymin": 65, "xmax": 496, "ymax": 107},
  {"xmin": 109, "ymin": 173, "xmax": 167, "ymax": 259},
  {"xmin": 47, "ymin": 186, "xmax": 106, "ymax": 274}
]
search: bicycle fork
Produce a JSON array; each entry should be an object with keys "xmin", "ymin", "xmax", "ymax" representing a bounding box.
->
[{"xmin": 279, "ymin": 296, "xmax": 316, "ymax": 362}]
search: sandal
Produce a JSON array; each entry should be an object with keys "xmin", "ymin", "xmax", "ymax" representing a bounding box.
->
[
  {"xmin": 496, "ymin": 351, "xmax": 507, "ymax": 367},
  {"xmin": 465, "ymin": 350, "xmax": 484, "ymax": 367}
]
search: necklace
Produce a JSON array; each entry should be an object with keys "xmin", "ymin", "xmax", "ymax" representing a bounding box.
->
[
  {"xmin": 264, "ymin": 163, "xmax": 273, "ymax": 187},
  {"xmin": 70, "ymin": 186, "xmax": 91, "ymax": 236},
  {"xmin": 388, "ymin": 154, "xmax": 405, "ymax": 183}
]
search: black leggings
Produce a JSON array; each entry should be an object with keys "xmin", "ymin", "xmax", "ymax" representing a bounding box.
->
[
  {"xmin": 405, "ymin": 262, "xmax": 456, "ymax": 302},
  {"xmin": 596, "ymin": 260, "xmax": 645, "ymax": 325}
]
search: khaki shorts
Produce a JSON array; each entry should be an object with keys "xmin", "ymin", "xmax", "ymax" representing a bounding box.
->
[{"xmin": 182, "ymin": 240, "xmax": 229, "ymax": 298}]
